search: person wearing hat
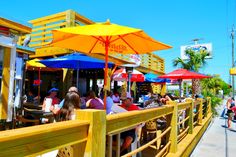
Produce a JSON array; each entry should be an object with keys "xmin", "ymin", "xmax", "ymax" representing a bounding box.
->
[
  {"xmin": 120, "ymin": 92, "xmax": 139, "ymax": 111},
  {"xmin": 42, "ymin": 88, "xmax": 60, "ymax": 113},
  {"xmin": 119, "ymin": 92, "xmax": 139, "ymax": 154}
]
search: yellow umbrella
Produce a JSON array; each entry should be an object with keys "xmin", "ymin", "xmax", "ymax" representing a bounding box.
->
[
  {"xmin": 26, "ymin": 58, "xmax": 46, "ymax": 98},
  {"xmin": 26, "ymin": 58, "xmax": 46, "ymax": 68},
  {"xmin": 50, "ymin": 20, "xmax": 172, "ymax": 107}
]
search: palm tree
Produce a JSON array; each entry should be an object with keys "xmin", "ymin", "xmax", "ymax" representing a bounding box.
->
[
  {"xmin": 201, "ymin": 75, "xmax": 222, "ymax": 95},
  {"xmin": 201, "ymin": 75, "xmax": 228, "ymax": 115},
  {"xmin": 173, "ymin": 49, "xmax": 210, "ymax": 96}
]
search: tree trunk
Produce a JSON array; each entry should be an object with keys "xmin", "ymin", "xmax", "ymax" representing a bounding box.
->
[{"xmin": 192, "ymin": 79, "xmax": 201, "ymax": 97}]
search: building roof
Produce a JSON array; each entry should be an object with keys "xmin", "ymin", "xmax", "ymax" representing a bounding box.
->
[{"xmin": 0, "ymin": 17, "xmax": 31, "ymax": 34}]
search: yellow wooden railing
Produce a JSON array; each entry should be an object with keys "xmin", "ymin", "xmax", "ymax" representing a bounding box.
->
[
  {"xmin": 0, "ymin": 98, "xmax": 212, "ymax": 157},
  {"xmin": 17, "ymin": 10, "xmax": 166, "ymax": 74}
]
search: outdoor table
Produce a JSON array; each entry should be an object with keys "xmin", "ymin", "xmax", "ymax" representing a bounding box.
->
[
  {"xmin": 23, "ymin": 108, "xmax": 54, "ymax": 123},
  {"xmin": 23, "ymin": 103, "xmax": 42, "ymax": 110}
]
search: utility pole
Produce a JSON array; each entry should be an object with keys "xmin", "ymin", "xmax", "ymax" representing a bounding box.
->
[{"xmin": 231, "ymin": 26, "xmax": 235, "ymax": 97}]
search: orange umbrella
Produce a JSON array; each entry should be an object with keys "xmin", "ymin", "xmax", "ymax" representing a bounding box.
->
[{"xmin": 50, "ymin": 20, "xmax": 172, "ymax": 108}]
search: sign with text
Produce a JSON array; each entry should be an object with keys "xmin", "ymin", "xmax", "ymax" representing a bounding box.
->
[{"xmin": 180, "ymin": 43, "xmax": 213, "ymax": 60}]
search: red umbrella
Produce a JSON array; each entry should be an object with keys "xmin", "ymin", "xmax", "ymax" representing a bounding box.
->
[
  {"xmin": 159, "ymin": 68, "xmax": 210, "ymax": 100},
  {"xmin": 159, "ymin": 68, "xmax": 210, "ymax": 79}
]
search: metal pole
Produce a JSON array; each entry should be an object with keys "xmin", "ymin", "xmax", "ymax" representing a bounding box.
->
[
  {"xmin": 128, "ymin": 73, "xmax": 131, "ymax": 94},
  {"xmin": 231, "ymin": 26, "xmax": 235, "ymax": 98},
  {"xmin": 76, "ymin": 69, "xmax": 79, "ymax": 89}
]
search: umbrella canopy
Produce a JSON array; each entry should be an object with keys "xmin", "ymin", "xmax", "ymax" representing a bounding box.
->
[
  {"xmin": 144, "ymin": 73, "xmax": 170, "ymax": 83},
  {"xmin": 159, "ymin": 68, "xmax": 210, "ymax": 101},
  {"xmin": 39, "ymin": 53, "xmax": 113, "ymax": 69},
  {"xmin": 26, "ymin": 58, "xmax": 45, "ymax": 68},
  {"xmin": 159, "ymin": 68, "xmax": 210, "ymax": 79},
  {"xmin": 51, "ymin": 20, "xmax": 172, "ymax": 54},
  {"xmin": 153, "ymin": 78, "xmax": 171, "ymax": 84},
  {"xmin": 50, "ymin": 20, "xmax": 172, "ymax": 107},
  {"xmin": 26, "ymin": 58, "xmax": 59, "ymax": 71},
  {"xmin": 112, "ymin": 68, "xmax": 145, "ymax": 82},
  {"xmin": 145, "ymin": 73, "xmax": 158, "ymax": 82}
]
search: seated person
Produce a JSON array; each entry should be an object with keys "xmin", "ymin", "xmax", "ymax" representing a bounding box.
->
[
  {"xmin": 106, "ymin": 91, "xmax": 113, "ymax": 114},
  {"xmin": 38, "ymin": 92, "xmax": 81, "ymax": 157},
  {"xmin": 42, "ymin": 88, "xmax": 60, "ymax": 113},
  {"xmin": 59, "ymin": 92, "xmax": 81, "ymax": 121},
  {"xmin": 160, "ymin": 93, "xmax": 173, "ymax": 104},
  {"xmin": 24, "ymin": 90, "xmax": 40, "ymax": 105},
  {"xmin": 57, "ymin": 87, "xmax": 83, "ymax": 114},
  {"xmin": 86, "ymin": 90, "xmax": 104, "ymax": 110},
  {"xmin": 119, "ymin": 93, "xmax": 140, "ymax": 154},
  {"xmin": 112, "ymin": 91, "xmax": 120, "ymax": 103}
]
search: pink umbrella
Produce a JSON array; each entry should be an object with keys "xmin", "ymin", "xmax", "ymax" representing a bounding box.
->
[{"xmin": 112, "ymin": 68, "xmax": 145, "ymax": 82}]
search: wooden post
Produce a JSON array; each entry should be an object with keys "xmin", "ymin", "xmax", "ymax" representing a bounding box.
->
[
  {"xmin": 168, "ymin": 101, "xmax": 178, "ymax": 153},
  {"xmin": 186, "ymin": 99, "xmax": 194, "ymax": 134},
  {"xmin": 207, "ymin": 97, "xmax": 212, "ymax": 115},
  {"xmin": 0, "ymin": 47, "xmax": 11, "ymax": 120},
  {"xmin": 197, "ymin": 98, "xmax": 203, "ymax": 125},
  {"xmin": 66, "ymin": 10, "xmax": 76, "ymax": 27},
  {"xmin": 75, "ymin": 109, "xmax": 106, "ymax": 157}
]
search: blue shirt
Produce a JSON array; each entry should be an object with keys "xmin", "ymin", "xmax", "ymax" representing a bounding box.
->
[
  {"xmin": 59, "ymin": 99, "xmax": 65, "ymax": 108},
  {"xmin": 106, "ymin": 96, "xmax": 113, "ymax": 114}
]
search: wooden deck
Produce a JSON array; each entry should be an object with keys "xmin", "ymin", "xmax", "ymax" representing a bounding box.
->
[{"xmin": 0, "ymin": 98, "xmax": 212, "ymax": 157}]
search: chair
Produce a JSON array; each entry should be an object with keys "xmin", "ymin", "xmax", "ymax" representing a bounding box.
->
[
  {"xmin": 57, "ymin": 146, "xmax": 73, "ymax": 157},
  {"xmin": 37, "ymin": 146, "xmax": 73, "ymax": 157},
  {"xmin": 110, "ymin": 126, "xmax": 143, "ymax": 157},
  {"xmin": 142, "ymin": 120, "xmax": 162, "ymax": 150}
]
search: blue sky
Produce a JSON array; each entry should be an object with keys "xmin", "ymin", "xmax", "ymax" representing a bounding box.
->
[{"xmin": 1, "ymin": 0, "xmax": 236, "ymax": 83}]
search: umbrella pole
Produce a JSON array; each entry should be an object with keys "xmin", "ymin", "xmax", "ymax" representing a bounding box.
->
[
  {"xmin": 38, "ymin": 68, "xmax": 41, "ymax": 104},
  {"xmin": 104, "ymin": 39, "xmax": 109, "ymax": 109},
  {"xmin": 128, "ymin": 73, "xmax": 131, "ymax": 94},
  {"xmin": 76, "ymin": 69, "xmax": 79, "ymax": 89},
  {"xmin": 179, "ymin": 79, "xmax": 182, "ymax": 102}
]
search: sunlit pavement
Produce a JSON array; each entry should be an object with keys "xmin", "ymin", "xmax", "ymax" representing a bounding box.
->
[{"xmin": 191, "ymin": 98, "xmax": 236, "ymax": 157}]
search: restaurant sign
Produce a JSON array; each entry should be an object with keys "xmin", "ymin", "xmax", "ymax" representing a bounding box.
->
[{"xmin": 180, "ymin": 43, "xmax": 213, "ymax": 60}]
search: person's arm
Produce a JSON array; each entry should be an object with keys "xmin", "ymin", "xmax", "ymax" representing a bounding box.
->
[
  {"xmin": 165, "ymin": 95, "xmax": 172, "ymax": 101},
  {"xmin": 86, "ymin": 99, "xmax": 91, "ymax": 108},
  {"xmin": 42, "ymin": 98, "xmax": 46, "ymax": 111},
  {"xmin": 226, "ymin": 99, "xmax": 231, "ymax": 109}
]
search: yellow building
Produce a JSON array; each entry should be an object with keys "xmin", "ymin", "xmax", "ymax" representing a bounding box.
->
[{"xmin": 0, "ymin": 17, "xmax": 33, "ymax": 121}]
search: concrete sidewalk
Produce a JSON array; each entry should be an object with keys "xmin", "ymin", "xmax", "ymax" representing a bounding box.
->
[{"xmin": 191, "ymin": 99, "xmax": 236, "ymax": 157}]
